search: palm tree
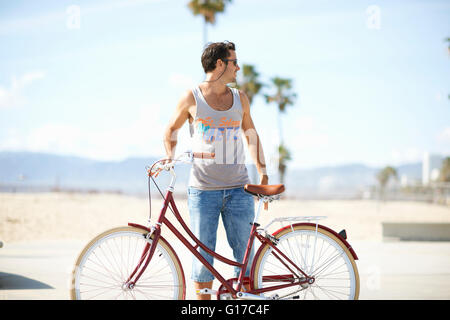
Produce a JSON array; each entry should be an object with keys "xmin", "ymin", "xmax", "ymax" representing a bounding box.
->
[
  {"xmin": 236, "ymin": 64, "xmax": 264, "ymax": 105},
  {"xmin": 376, "ymin": 166, "xmax": 398, "ymax": 200},
  {"xmin": 278, "ymin": 143, "xmax": 291, "ymax": 185},
  {"xmin": 187, "ymin": 0, "xmax": 232, "ymax": 46},
  {"xmin": 264, "ymin": 77, "xmax": 296, "ymax": 184},
  {"xmin": 438, "ymin": 157, "xmax": 450, "ymax": 182},
  {"xmin": 264, "ymin": 77, "xmax": 297, "ymax": 144}
]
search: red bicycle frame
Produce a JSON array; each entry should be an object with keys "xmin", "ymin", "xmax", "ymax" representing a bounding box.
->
[{"xmin": 125, "ymin": 188, "xmax": 311, "ymax": 299}]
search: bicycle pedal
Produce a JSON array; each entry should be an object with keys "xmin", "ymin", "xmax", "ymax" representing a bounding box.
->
[{"xmin": 196, "ymin": 288, "xmax": 217, "ymax": 295}]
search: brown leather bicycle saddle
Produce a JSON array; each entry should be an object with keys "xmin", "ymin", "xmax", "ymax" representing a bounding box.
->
[{"xmin": 244, "ymin": 184, "xmax": 285, "ymax": 196}]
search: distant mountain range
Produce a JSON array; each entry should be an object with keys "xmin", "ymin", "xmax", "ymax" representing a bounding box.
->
[{"xmin": 0, "ymin": 151, "xmax": 422, "ymax": 199}]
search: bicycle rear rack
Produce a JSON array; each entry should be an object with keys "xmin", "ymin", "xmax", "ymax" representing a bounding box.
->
[{"xmin": 262, "ymin": 216, "xmax": 327, "ymax": 231}]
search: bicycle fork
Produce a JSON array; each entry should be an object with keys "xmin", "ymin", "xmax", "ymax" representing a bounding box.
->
[
  {"xmin": 123, "ymin": 224, "xmax": 162, "ymax": 289},
  {"xmin": 124, "ymin": 190, "xmax": 173, "ymax": 289}
]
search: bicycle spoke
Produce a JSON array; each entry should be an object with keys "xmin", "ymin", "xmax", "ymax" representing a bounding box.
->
[
  {"xmin": 82, "ymin": 264, "xmax": 120, "ymax": 284},
  {"xmin": 316, "ymin": 262, "xmax": 348, "ymax": 281},
  {"xmin": 89, "ymin": 251, "xmax": 123, "ymax": 283},
  {"xmin": 254, "ymin": 226, "xmax": 358, "ymax": 300},
  {"xmin": 81, "ymin": 284, "xmax": 122, "ymax": 299},
  {"xmin": 313, "ymin": 283, "xmax": 348, "ymax": 300},
  {"xmin": 73, "ymin": 228, "xmax": 184, "ymax": 300},
  {"xmin": 312, "ymin": 250, "xmax": 346, "ymax": 278},
  {"xmin": 79, "ymin": 273, "xmax": 119, "ymax": 288},
  {"xmin": 97, "ymin": 244, "xmax": 123, "ymax": 282}
]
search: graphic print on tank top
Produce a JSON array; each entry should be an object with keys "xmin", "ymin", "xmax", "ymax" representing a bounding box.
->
[
  {"xmin": 189, "ymin": 86, "xmax": 250, "ymax": 189},
  {"xmin": 191, "ymin": 86, "xmax": 246, "ymax": 165}
]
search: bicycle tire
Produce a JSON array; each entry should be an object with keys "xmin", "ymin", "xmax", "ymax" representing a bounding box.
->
[
  {"xmin": 252, "ymin": 224, "xmax": 360, "ymax": 300},
  {"xmin": 70, "ymin": 226, "xmax": 185, "ymax": 300}
]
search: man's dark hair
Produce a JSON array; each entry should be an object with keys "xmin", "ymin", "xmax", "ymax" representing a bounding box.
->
[{"xmin": 201, "ymin": 41, "xmax": 235, "ymax": 73}]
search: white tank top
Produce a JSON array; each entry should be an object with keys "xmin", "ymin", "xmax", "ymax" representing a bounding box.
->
[{"xmin": 188, "ymin": 86, "xmax": 250, "ymax": 190}]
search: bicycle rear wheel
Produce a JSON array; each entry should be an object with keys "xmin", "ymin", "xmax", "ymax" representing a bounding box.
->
[
  {"xmin": 252, "ymin": 224, "xmax": 359, "ymax": 300},
  {"xmin": 70, "ymin": 226, "xmax": 185, "ymax": 300}
]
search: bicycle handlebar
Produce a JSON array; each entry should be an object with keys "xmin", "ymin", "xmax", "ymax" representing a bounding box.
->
[
  {"xmin": 148, "ymin": 151, "xmax": 215, "ymax": 177},
  {"xmin": 193, "ymin": 152, "xmax": 215, "ymax": 159}
]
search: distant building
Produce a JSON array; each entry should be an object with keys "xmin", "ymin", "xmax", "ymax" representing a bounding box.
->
[
  {"xmin": 422, "ymin": 152, "xmax": 443, "ymax": 185},
  {"xmin": 400, "ymin": 174, "xmax": 408, "ymax": 187}
]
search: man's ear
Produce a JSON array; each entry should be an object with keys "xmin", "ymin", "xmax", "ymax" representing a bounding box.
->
[{"xmin": 216, "ymin": 58, "xmax": 224, "ymax": 69}]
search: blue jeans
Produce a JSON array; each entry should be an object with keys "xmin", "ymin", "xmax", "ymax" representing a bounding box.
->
[{"xmin": 187, "ymin": 187, "xmax": 256, "ymax": 283}]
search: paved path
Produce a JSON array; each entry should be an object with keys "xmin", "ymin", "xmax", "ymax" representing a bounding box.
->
[{"xmin": 1, "ymin": 239, "xmax": 449, "ymax": 300}]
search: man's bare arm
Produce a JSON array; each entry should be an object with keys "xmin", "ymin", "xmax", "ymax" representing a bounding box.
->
[
  {"xmin": 163, "ymin": 90, "xmax": 194, "ymax": 159},
  {"xmin": 240, "ymin": 91, "xmax": 269, "ymax": 185}
]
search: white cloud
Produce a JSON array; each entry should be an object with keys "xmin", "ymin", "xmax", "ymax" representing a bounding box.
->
[
  {"xmin": 0, "ymin": 0, "xmax": 164, "ymax": 35},
  {"xmin": 437, "ymin": 127, "xmax": 450, "ymax": 143},
  {"xmin": 27, "ymin": 124, "xmax": 84, "ymax": 153},
  {"xmin": 286, "ymin": 116, "xmax": 330, "ymax": 150},
  {"xmin": 0, "ymin": 102, "xmax": 174, "ymax": 160},
  {"xmin": 0, "ymin": 71, "xmax": 45, "ymax": 109},
  {"xmin": 16, "ymin": 71, "xmax": 46, "ymax": 87},
  {"xmin": 0, "ymin": 85, "xmax": 18, "ymax": 109},
  {"xmin": 168, "ymin": 73, "xmax": 196, "ymax": 90},
  {"xmin": 391, "ymin": 147, "xmax": 423, "ymax": 164}
]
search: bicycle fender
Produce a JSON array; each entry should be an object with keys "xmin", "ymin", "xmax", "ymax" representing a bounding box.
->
[
  {"xmin": 128, "ymin": 222, "xmax": 151, "ymax": 233},
  {"xmin": 272, "ymin": 223, "xmax": 359, "ymax": 260}
]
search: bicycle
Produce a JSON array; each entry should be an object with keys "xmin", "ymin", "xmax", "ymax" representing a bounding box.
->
[{"xmin": 70, "ymin": 151, "xmax": 360, "ymax": 300}]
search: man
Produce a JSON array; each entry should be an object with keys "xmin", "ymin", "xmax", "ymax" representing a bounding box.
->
[{"xmin": 163, "ymin": 41, "xmax": 268, "ymax": 300}]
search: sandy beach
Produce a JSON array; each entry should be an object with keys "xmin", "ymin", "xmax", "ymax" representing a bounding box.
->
[
  {"xmin": 1, "ymin": 192, "xmax": 450, "ymax": 300},
  {"xmin": 1, "ymin": 192, "xmax": 449, "ymax": 244}
]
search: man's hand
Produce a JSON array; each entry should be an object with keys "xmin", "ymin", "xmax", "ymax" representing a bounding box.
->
[{"xmin": 148, "ymin": 157, "xmax": 173, "ymax": 177}]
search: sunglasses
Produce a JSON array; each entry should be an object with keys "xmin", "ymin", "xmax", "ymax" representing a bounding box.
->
[{"xmin": 223, "ymin": 59, "xmax": 238, "ymax": 66}]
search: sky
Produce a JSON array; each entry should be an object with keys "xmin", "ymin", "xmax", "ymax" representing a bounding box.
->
[{"xmin": 0, "ymin": 0, "xmax": 449, "ymax": 172}]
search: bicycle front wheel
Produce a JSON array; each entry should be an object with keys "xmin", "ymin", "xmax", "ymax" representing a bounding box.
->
[
  {"xmin": 252, "ymin": 224, "xmax": 359, "ymax": 300},
  {"xmin": 70, "ymin": 226, "xmax": 185, "ymax": 300}
]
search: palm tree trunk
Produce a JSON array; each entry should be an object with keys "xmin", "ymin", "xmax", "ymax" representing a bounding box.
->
[
  {"xmin": 277, "ymin": 110, "xmax": 284, "ymax": 184},
  {"xmin": 277, "ymin": 110, "xmax": 283, "ymax": 145}
]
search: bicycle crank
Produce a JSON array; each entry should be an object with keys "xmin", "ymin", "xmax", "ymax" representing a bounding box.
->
[{"xmin": 235, "ymin": 292, "xmax": 272, "ymax": 300}]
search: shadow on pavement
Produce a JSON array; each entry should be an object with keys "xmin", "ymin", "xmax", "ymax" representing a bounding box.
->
[{"xmin": 0, "ymin": 272, "xmax": 53, "ymax": 290}]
